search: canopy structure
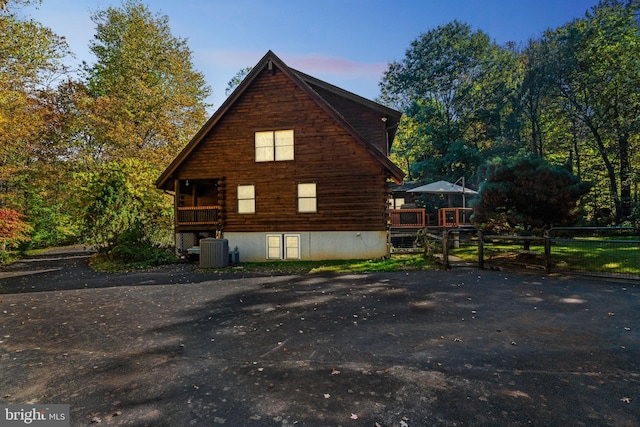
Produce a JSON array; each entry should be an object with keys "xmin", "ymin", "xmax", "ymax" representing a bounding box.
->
[
  {"xmin": 408, "ymin": 179, "xmax": 478, "ymax": 208},
  {"xmin": 407, "ymin": 180, "xmax": 478, "ymax": 195}
]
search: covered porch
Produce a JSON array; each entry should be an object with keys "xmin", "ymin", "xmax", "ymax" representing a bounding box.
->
[{"xmin": 171, "ymin": 177, "xmax": 225, "ymax": 233}]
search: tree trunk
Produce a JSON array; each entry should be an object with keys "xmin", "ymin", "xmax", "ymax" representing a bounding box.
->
[
  {"xmin": 618, "ymin": 132, "xmax": 632, "ymax": 221},
  {"xmin": 585, "ymin": 121, "xmax": 622, "ymax": 223}
]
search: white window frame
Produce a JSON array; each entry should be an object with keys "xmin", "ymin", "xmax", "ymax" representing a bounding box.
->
[
  {"xmin": 284, "ymin": 234, "xmax": 300, "ymax": 259},
  {"xmin": 237, "ymin": 184, "xmax": 255, "ymax": 214},
  {"xmin": 265, "ymin": 234, "xmax": 300, "ymax": 260},
  {"xmin": 266, "ymin": 234, "xmax": 282, "ymax": 259},
  {"xmin": 297, "ymin": 182, "xmax": 317, "ymax": 213},
  {"xmin": 255, "ymin": 130, "xmax": 294, "ymax": 162}
]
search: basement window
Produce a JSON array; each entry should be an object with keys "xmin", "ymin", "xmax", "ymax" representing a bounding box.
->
[{"xmin": 266, "ymin": 234, "xmax": 300, "ymax": 260}]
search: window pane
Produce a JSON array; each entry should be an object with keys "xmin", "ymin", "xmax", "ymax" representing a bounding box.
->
[
  {"xmin": 256, "ymin": 146, "xmax": 274, "ymax": 162},
  {"xmin": 275, "ymin": 130, "xmax": 294, "ymax": 146},
  {"xmin": 238, "ymin": 199, "xmax": 255, "ymax": 214},
  {"xmin": 298, "ymin": 198, "xmax": 316, "ymax": 213},
  {"xmin": 275, "ymin": 130, "xmax": 294, "ymax": 161},
  {"xmin": 298, "ymin": 183, "xmax": 316, "ymax": 197},
  {"xmin": 275, "ymin": 145, "xmax": 294, "ymax": 161},
  {"xmin": 285, "ymin": 235, "xmax": 299, "ymax": 259},
  {"xmin": 237, "ymin": 185, "xmax": 254, "ymax": 199},
  {"xmin": 298, "ymin": 183, "xmax": 316, "ymax": 213},
  {"xmin": 255, "ymin": 131, "xmax": 274, "ymax": 147},
  {"xmin": 255, "ymin": 131, "xmax": 274, "ymax": 162},
  {"xmin": 238, "ymin": 185, "xmax": 255, "ymax": 214},
  {"xmin": 267, "ymin": 235, "xmax": 281, "ymax": 259}
]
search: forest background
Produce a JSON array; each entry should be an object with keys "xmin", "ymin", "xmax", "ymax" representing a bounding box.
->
[{"xmin": 0, "ymin": 0, "xmax": 638, "ymax": 259}]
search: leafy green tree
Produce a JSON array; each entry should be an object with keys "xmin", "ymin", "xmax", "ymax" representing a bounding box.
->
[
  {"xmin": 71, "ymin": 0, "xmax": 211, "ymax": 263},
  {"xmin": 380, "ymin": 21, "xmax": 523, "ymax": 184},
  {"xmin": 543, "ymin": 0, "xmax": 640, "ymax": 222},
  {"xmin": 0, "ymin": 0, "xmax": 74, "ymax": 248},
  {"xmin": 83, "ymin": 0, "xmax": 211, "ymax": 168},
  {"xmin": 76, "ymin": 159, "xmax": 172, "ymax": 251},
  {"xmin": 473, "ymin": 155, "xmax": 591, "ymax": 233}
]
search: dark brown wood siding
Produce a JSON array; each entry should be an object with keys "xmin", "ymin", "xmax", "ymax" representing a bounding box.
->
[
  {"xmin": 307, "ymin": 83, "xmax": 388, "ymax": 155},
  {"xmin": 174, "ymin": 65, "xmax": 390, "ymax": 232}
]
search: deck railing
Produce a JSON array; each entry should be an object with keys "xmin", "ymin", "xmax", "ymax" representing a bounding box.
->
[
  {"xmin": 177, "ymin": 205, "xmax": 221, "ymax": 225},
  {"xmin": 390, "ymin": 208, "xmax": 426, "ymax": 228},
  {"xmin": 438, "ymin": 208, "xmax": 473, "ymax": 227}
]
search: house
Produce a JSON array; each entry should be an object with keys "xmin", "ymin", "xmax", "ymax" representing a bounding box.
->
[{"xmin": 155, "ymin": 51, "xmax": 404, "ymax": 261}]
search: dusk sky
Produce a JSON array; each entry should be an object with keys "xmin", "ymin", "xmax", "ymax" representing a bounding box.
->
[{"xmin": 26, "ymin": 0, "xmax": 599, "ymax": 110}]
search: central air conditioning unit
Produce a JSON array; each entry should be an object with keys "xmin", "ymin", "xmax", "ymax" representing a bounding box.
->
[{"xmin": 200, "ymin": 238, "xmax": 229, "ymax": 268}]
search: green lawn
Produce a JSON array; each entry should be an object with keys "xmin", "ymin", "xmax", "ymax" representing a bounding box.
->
[
  {"xmin": 205, "ymin": 254, "xmax": 439, "ymax": 274},
  {"xmin": 450, "ymin": 239, "xmax": 640, "ymax": 275}
]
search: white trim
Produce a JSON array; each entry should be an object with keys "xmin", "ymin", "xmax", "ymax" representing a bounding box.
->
[
  {"xmin": 266, "ymin": 234, "xmax": 282, "ymax": 259},
  {"xmin": 284, "ymin": 234, "xmax": 301, "ymax": 259}
]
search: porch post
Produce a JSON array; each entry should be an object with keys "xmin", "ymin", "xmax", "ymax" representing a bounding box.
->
[{"xmin": 174, "ymin": 178, "xmax": 180, "ymax": 228}]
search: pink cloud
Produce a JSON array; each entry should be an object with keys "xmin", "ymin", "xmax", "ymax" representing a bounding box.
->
[
  {"xmin": 202, "ymin": 49, "xmax": 388, "ymax": 80},
  {"xmin": 284, "ymin": 53, "xmax": 388, "ymax": 78}
]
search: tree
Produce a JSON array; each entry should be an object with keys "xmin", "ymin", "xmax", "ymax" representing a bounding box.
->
[
  {"xmin": 225, "ymin": 66, "xmax": 252, "ymax": 97},
  {"xmin": 83, "ymin": 0, "xmax": 211, "ymax": 168},
  {"xmin": 75, "ymin": 159, "xmax": 172, "ymax": 251},
  {"xmin": 379, "ymin": 21, "xmax": 524, "ymax": 184},
  {"xmin": 473, "ymin": 155, "xmax": 591, "ymax": 234},
  {"xmin": 0, "ymin": 1, "xmax": 70, "ymax": 205},
  {"xmin": 0, "ymin": 0, "xmax": 73, "ymax": 248},
  {"xmin": 543, "ymin": 0, "xmax": 640, "ymax": 222},
  {"xmin": 0, "ymin": 207, "xmax": 32, "ymax": 251},
  {"xmin": 70, "ymin": 0, "xmax": 211, "ymax": 260}
]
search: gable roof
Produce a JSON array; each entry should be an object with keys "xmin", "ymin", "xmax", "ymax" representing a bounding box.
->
[{"xmin": 155, "ymin": 50, "xmax": 405, "ymax": 189}]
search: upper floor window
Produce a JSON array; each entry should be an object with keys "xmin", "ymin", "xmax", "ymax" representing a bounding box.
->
[
  {"xmin": 237, "ymin": 184, "xmax": 255, "ymax": 214},
  {"xmin": 255, "ymin": 130, "xmax": 294, "ymax": 162},
  {"xmin": 298, "ymin": 182, "xmax": 317, "ymax": 213}
]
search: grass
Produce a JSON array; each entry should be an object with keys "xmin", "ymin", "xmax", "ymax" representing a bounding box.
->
[
  {"xmin": 202, "ymin": 254, "xmax": 439, "ymax": 275},
  {"xmin": 450, "ymin": 240, "xmax": 640, "ymax": 275},
  {"xmin": 551, "ymin": 240, "xmax": 639, "ymax": 275}
]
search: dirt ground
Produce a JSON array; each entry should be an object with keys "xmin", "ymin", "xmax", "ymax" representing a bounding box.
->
[{"xmin": 0, "ymin": 249, "xmax": 638, "ymax": 426}]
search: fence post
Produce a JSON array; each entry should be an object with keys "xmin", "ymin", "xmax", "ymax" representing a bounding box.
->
[
  {"xmin": 544, "ymin": 229, "xmax": 551, "ymax": 274},
  {"xmin": 442, "ymin": 229, "xmax": 449, "ymax": 269},
  {"xmin": 478, "ymin": 230, "xmax": 484, "ymax": 269}
]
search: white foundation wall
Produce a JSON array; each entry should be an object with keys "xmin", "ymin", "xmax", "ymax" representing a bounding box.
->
[{"xmin": 223, "ymin": 231, "xmax": 389, "ymax": 262}]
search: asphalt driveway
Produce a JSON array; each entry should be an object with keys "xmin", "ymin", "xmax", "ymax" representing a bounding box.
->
[{"xmin": 0, "ymin": 249, "xmax": 638, "ymax": 426}]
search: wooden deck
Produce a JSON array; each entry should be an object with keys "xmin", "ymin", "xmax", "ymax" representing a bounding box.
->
[{"xmin": 391, "ymin": 207, "xmax": 472, "ymax": 228}]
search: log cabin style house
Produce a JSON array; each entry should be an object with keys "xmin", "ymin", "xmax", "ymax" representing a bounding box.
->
[{"xmin": 155, "ymin": 51, "xmax": 404, "ymax": 261}]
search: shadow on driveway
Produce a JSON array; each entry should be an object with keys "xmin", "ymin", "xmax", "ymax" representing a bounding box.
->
[{"xmin": 0, "ymin": 250, "xmax": 638, "ymax": 426}]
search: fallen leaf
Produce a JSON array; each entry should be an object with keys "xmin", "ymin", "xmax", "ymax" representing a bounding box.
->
[
  {"xmin": 331, "ymin": 368, "xmax": 341, "ymax": 375},
  {"xmin": 350, "ymin": 413, "xmax": 358, "ymax": 420},
  {"xmin": 324, "ymin": 393, "xmax": 330, "ymax": 399},
  {"xmin": 621, "ymin": 397, "xmax": 631, "ymax": 403}
]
